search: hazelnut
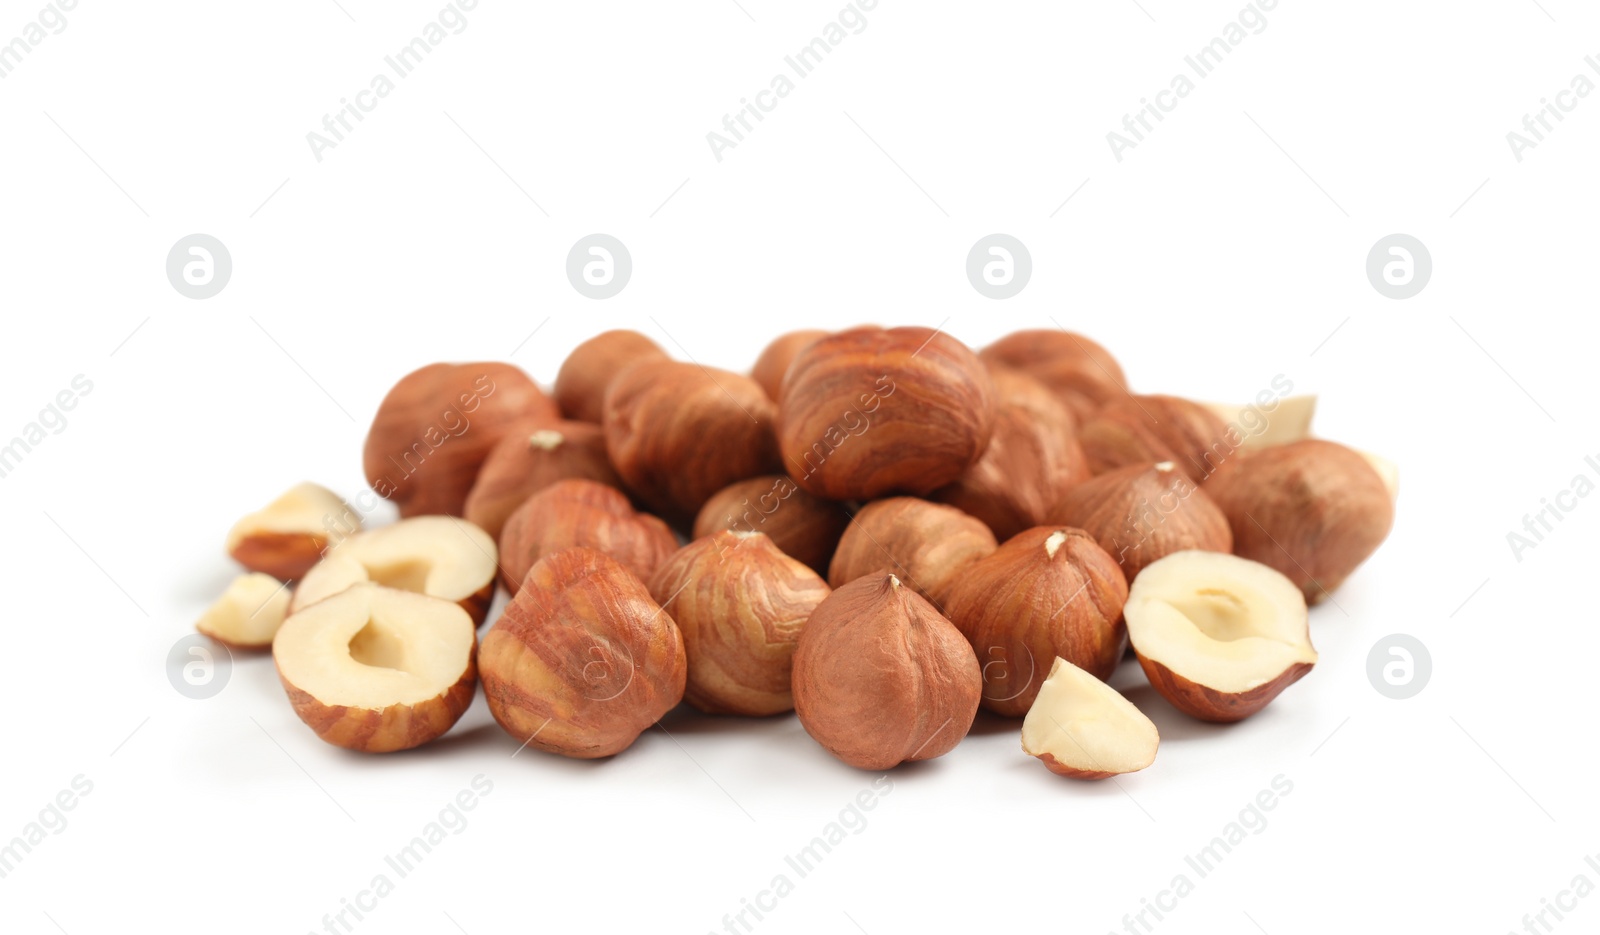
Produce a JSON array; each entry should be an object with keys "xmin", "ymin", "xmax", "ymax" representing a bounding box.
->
[
  {"xmin": 751, "ymin": 329, "xmax": 829, "ymax": 400},
  {"xmin": 828, "ymin": 497, "xmax": 998, "ymax": 607},
  {"xmin": 480, "ymin": 547, "xmax": 686, "ymax": 758},
  {"xmin": 692, "ymin": 474, "xmax": 847, "ymax": 576},
  {"xmin": 943, "ymin": 528, "xmax": 1128, "ymax": 716},
  {"xmin": 933, "ymin": 369, "xmax": 1091, "ymax": 540},
  {"xmin": 497, "ymin": 479, "xmax": 678, "ymax": 596},
  {"xmin": 777, "ymin": 326, "xmax": 996, "ymax": 500},
  {"xmin": 791, "ymin": 573, "xmax": 981, "ymax": 770},
  {"xmin": 979, "ymin": 329, "xmax": 1126, "ymax": 423},
  {"xmin": 648, "ymin": 531, "xmax": 831, "ymax": 716},
  {"xmin": 463, "ymin": 420, "xmax": 622, "ymax": 540},
  {"xmin": 603, "ymin": 359, "xmax": 781, "ymax": 525},
  {"xmin": 363, "ymin": 362, "xmax": 558, "ymax": 518},
  {"xmin": 1079, "ymin": 394, "xmax": 1233, "ymax": 483},
  {"xmin": 1021, "ymin": 657, "xmax": 1159, "ymax": 779},
  {"xmin": 1203, "ymin": 440, "xmax": 1395, "ymax": 604},
  {"xmin": 554, "ymin": 330, "xmax": 668, "ymax": 423},
  {"xmin": 290, "ymin": 515, "xmax": 500, "ymax": 626},
  {"xmin": 1049, "ymin": 462, "xmax": 1232, "ymax": 582},
  {"xmin": 1126, "ymin": 550, "xmax": 1316, "ymax": 722}
]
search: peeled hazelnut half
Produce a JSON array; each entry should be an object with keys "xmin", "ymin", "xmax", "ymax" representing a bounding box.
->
[
  {"xmin": 979, "ymin": 329, "xmax": 1126, "ymax": 423},
  {"xmin": 1204, "ymin": 440, "xmax": 1395, "ymax": 604},
  {"xmin": 480, "ymin": 547, "xmax": 686, "ymax": 759},
  {"xmin": 554, "ymin": 330, "xmax": 668, "ymax": 424},
  {"xmin": 291, "ymin": 516, "xmax": 498, "ymax": 626},
  {"xmin": 1021, "ymin": 657, "xmax": 1159, "ymax": 780},
  {"xmin": 1200, "ymin": 395, "xmax": 1317, "ymax": 452},
  {"xmin": 363, "ymin": 362, "xmax": 559, "ymax": 518},
  {"xmin": 603, "ymin": 359, "xmax": 781, "ymax": 524},
  {"xmin": 226, "ymin": 482, "xmax": 358, "ymax": 580},
  {"xmin": 196, "ymin": 573, "xmax": 290, "ymax": 650},
  {"xmin": 463, "ymin": 421, "xmax": 622, "ymax": 540},
  {"xmin": 944, "ymin": 528, "xmax": 1128, "ymax": 716},
  {"xmin": 933, "ymin": 369, "xmax": 1091, "ymax": 540},
  {"xmin": 1125, "ymin": 550, "xmax": 1316, "ymax": 722},
  {"xmin": 648, "ymin": 531, "xmax": 831, "ymax": 716},
  {"xmin": 1050, "ymin": 462, "xmax": 1232, "ymax": 582},
  {"xmin": 692, "ymin": 475, "xmax": 847, "ymax": 576},
  {"xmin": 498, "ymin": 479, "xmax": 678, "ymax": 597},
  {"xmin": 792, "ymin": 574, "xmax": 981, "ymax": 770},
  {"xmin": 828, "ymin": 497, "xmax": 998, "ymax": 607},
  {"xmin": 777, "ymin": 326, "xmax": 996, "ymax": 500},
  {"xmin": 273, "ymin": 583, "xmax": 477, "ymax": 753},
  {"xmin": 751, "ymin": 329, "xmax": 828, "ymax": 401},
  {"xmin": 1079, "ymin": 394, "xmax": 1233, "ymax": 483}
]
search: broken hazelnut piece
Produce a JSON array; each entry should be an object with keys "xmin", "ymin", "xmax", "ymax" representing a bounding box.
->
[
  {"xmin": 1050, "ymin": 462, "xmax": 1232, "ymax": 582},
  {"xmin": 462, "ymin": 420, "xmax": 622, "ymax": 540},
  {"xmin": 480, "ymin": 547, "xmax": 687, "ymax": 759},
  {"xmin": 791, "ymin": 574, "xmax": 981, "ymax": 770},
  {"xmin": 943, "ymin": 528, "xmax": 1128, "ymax": 716},
  {"xmin": 1125, "ymin": 550, "xmax": 1317, "ymax": 722},
  {"xmin": 290, "ymin": 516, "xmax": 498, "ymax": 626},
  {"xmin": 554, "ymin": 330, "xmax": 669, "ymax": 423},
  {"xmin": 1021, "ymin": 657, "xmax": 1159, "ymax": 780},
  {"xmin": 1079, "ymin": 394, "xmax": 1233, "ymax": 483},
  {"xmin": 777, "ymin": 326, "xmax": 996, "ymax": 500},
  {"xmin": 272, "ymin": 583, "xmax": 477, "ymax": 753},
  {"xmin": 979, "ymin": 329, "xmax": 1126, "ymax": 423},
  {"xmin": 1203, "ymin": 439, "xmax": 1395, "ymax": 604},
  {"xmin": 497, "ymin": 479, "xmax": 678, "ymax": 597},
  {"xmin": 751, "ymin": 329, "xmax": 829, "ymax": 400},
  {"xmin": 648, "ymin": 531, "xmax": 831, "ymax": 716},
  {"xmin": 226, "ymin": 482, "xmax": 357, "ymax": 580},
  {"xmin": 1200, "ymin": 395, "xmax": 1317, "ymax": 452},
  {"xmin": 933, "ymin": 369, "xmax": 1091, "ymax": 540},
  {"xmin": 363, "ymin": 362, "xmax": 559, "ymax": 518},
  {"xmin": 196, "ymin": 573, "xmax": 291, "ymax": 650},
  {"xmin": 692, "ymin": 475, "xmax": 847, "ymax": 576},
  {"xmin": 828, "ymin": 497, "xmax": 998, "ymax": 607}
]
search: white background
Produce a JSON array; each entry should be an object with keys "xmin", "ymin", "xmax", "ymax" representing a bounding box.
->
[{"xmin": 1, "ymin": 1, "xmax": 1596, "ymax": 933}]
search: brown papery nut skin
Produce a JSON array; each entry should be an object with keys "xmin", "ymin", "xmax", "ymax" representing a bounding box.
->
[
  {"xmin": 1079, "ymin": 394, "xmax": 1233, "ymax": 484},
  {"xmin": 751, "ymin": 329, "xmax": 829, "ymax": 401},
  {"xmin": 480, "ymin": 547, "xmax": 686, "ymax": 759},
  {"xmin": 828, "ymin": 497, "xmax": 998, "ymax": 607},
  {"xmin": 554, "ymin": 330, "xmax": 669, "ymax": 424},
  {"xmin": 933, "ymin": 369, "xmax": 1092, "ymax": 540},
  {"xmin": 692, "ymin": 475, "xmax": 847, "ymax": 576},
  {"xmin": 363, "ymin": 362, "xmax": 559, "ymax": 518},
  {"xmin": 944, "ymin": 528, "xmax": 1128, "ymax": 716},
  {"xmin": 777, "ymin": 326, "xmax": 996, "ymax": 501},
  {"xmin": 1050, "ymin": 463, "xmax": 1232, "ymax": 582},
  {"xmin": 498, "ymin": 479, "xmax": 677, "ymax": 596},
  {"xmin": 979, "ymin": 330, "xmax": 1126, "ymax": 424},
  {"xmin": 648, "ymin": 531, "xmax": 831, "ymax": 716},
  {"xmin": 1203, "ymin": 440, "xmax": 1395, "ymax": 604},
  {"xmin": 603, "ymin": 360, "xmax": 781, "ymax": 526},
  {"xmin": 1137, "ymin": 655, "xmax": 1314, "ymax": 724},
  {"xmin": 791, "ymin": 574, "xmax": 981, "ymax": 770},
  {"xmin": 463, "ymin": 421, "xmax": 622, "ymax": 540}
]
